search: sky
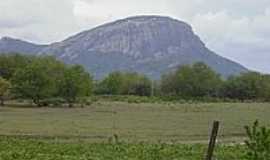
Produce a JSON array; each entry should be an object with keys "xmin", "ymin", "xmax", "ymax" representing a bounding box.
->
[{"xmin": 0, "ymin": 0, "xmax": 269, "ymax": 73}]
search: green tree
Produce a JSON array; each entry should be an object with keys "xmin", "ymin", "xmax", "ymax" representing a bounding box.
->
[
  {"xmin": 222, "ymin": 72, "xmax": 269, "ymax": 101},
  {"xmin": 261, "ymin": 75, "xmax": 270, "ymax": 101},
  {"xmin": 58, "ymin": 65, "xmax": 93, "ymax": 107},
  {"xmin": 0, "ymin": 77, "xmax": 11, "ymax": 106},
  {"xmin": 11, "ymin": 57, "xmax": 58, "ymax": 106},
  {"xmin": 0, "ymin": 54, "xmax": 33, "ymax": 80},
  {"xmin": 97, "ymin": 72, "xmax": 152, "ymax": 96},
  {"xmin": 160, "ymin": 73, "xmax": 178, "ymax": 96},
  {"xmin": 121, "ymin": 72, "xmax": 151, "ymax": 96},
  {"xmin": 97, "ymin": 72, "xmax": 124, "ymax": 95},
  {"xmin": 161, "ymin": 62, "xmax": 222, "ymax": 98}
]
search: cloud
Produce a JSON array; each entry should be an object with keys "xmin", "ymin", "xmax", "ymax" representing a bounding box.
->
[
  {"xmin": 0, "ymin": 0, "xmax": 79, "ymax": 43},
  {"xmin": 0, "ymin": 0, "xmax": 269, "ymax": 73},
  {"xmin": 189, "ymin": 8, "xmax": 270, "ymax": 73},
  {"xmin": 73, "ymin": 0, "xmax": 171, "ymax": 28}
]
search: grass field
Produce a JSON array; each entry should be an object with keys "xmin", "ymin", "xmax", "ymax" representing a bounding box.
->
[
  {"xmin": 0, "ymin": 102, "xmax": 269, "ymax": 143},
  {"xmin": 0, "ymin": 136, "xmax": 246, "ymax": 160}
]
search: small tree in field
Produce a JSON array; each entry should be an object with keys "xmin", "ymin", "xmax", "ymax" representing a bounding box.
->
[
  {"xmin": 244, "ymin": 120, "xmax": 270, "ymax": 160},
  {"xmin": 0, "ymin": 77, "xmax": 11, "ymax": 106},
  {"xmin": 58, "ymin": 65, "xmax": 93, "ymax": 107}
]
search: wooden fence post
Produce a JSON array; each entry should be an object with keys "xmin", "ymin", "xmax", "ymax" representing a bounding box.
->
[{"xmin": 205, "ymin": 121, "xmax": 220, "ymax": 160}]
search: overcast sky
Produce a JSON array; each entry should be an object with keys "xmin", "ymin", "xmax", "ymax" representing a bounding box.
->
[{"xmin": 0, "ymin": 0, "xmax": 269, "ymax": 73}]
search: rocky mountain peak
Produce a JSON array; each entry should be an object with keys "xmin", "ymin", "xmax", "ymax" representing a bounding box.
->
[
  {"xmin": 0, "ymin": 16, "xmax": 248, "ymax": 79},
  {"xmin": 45, "ymin": 16, "xmax": 204, "ymax": 60}
]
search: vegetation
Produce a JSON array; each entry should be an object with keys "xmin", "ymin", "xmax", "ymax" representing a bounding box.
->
[
  {"xmin": 1, "ymin": 53, "xmax": 270, "ymax": 106},
  {"xmin": 95, "ymin": 62, "xmax": 270, "ymax": 102},
  {"xmin": 221, "ymin": 72, "xmax": 270, "ymax": 101},
  {"xmin": 11, "ymin": 57, "xmax": 59, "ymax": 106},
  {"xmin": 160, "ymin": 62, "xmax": 222, "ymax": 98},
  {"xmin": 0, "ymin": 54, "xmax": 93, "ymax": 107},
  {"xmin": 0, "ymin": 100, "xmax": 269, "ymax": 159},
  {"xmin": 95, "ymin": 72, "xmax": 124, "ymax": 95},
  {"xmin": 160, "ymin": 64, "xmax": 270, "ymax": 102},
  {"xmin": 2, "ymin": 120, "xmax": 267, "ymax": 160},
  {"xmin": 95, "ymin": 72, "xmax": 152, "ymax": 96},
  {"xmin": 58, "ymin": 65, "xmax": 93, "ymax": 107},
  {"xmin": 0, "ymin": 54, "xmax": 33, "ymax": 80},
  {"xmin": 0, "ymin": 136, "xmax": 247, "ymax": 160},
  {"xmin": 0, "ymin": 77, "xmax": 11, "ymax": 106},
  {"xmin": 244, "ymin": 120, "xmax": 270, "ymax": 160},
  {"xmin": 0, "ymin": 102, "xmax": 269, "ymax": 143},
  {"xmin": 1, "ymin": 53, "xmax": 270, "ymax": 159}
]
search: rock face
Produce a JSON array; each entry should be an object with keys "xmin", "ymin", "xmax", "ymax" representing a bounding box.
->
[{"xmin": 0, "ymin": 16, "xmax": 247, "ymax": 79}]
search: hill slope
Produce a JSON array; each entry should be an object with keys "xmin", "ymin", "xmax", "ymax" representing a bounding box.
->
[{"xmin": 0, "ymin": 37, "xmax": 46, "ymax": 55}]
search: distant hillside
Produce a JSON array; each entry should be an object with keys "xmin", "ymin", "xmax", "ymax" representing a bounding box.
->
[
  {"xmin": 0, "ymin": 16, "xmax": 248, "ymax": 79},
  {"xmin": 0, "ymin": 37, "xmax": 47, "ymax": 55}
]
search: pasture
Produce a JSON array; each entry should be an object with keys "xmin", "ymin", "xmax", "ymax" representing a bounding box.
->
[{"xmin": 0, "ymin": 102, "xmax": 269, "ymax": 143}]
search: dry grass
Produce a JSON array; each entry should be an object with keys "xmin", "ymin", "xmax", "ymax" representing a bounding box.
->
[{"xmin": 0, "ymin": 101, "xmax": 269, "ymax": 143}]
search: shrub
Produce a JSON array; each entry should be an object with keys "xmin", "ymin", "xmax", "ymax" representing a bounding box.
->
[{"xmin": 244, "ymin": 120, "xmax": 270, "ymax": 160}]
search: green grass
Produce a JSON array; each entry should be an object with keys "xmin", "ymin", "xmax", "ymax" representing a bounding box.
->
[
  {"xmin": 0, "ymin": 102, "xmax": 269, "ymax": 143},
  {"xmin": 0, "ymin": 136, "xmax": 246, "ymax": 160}
]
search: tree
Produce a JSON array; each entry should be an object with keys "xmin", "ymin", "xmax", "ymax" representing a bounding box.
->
[
  {"xmin": 161, "ymin": 62, "xmax": 222, "ymax": 98},
  {"xmin": 96, "ymin": 72, "xmax": 152, "ymax": 96},
  {"xmin": 261, "ymin": 75, "xmax": 270, "ymax": 101},
  {"xmin": 58, "ymin": 65, "xmax": 93, "ymax": 107},
  {"xmin": 0, "ymin": 77, "xmax": 11, "ymax": 106},
  {"xmin": 0, "ymin": 54, "xmax": 33, "ymax": 80},
  {"xmin": 121, "ymin": 72, "xmax": 151, "ymax": 96},
  {"xmin": 96, "ymin": 72, "xmax": 124, "ymax": 95},
  {"xmin": 11, "ymin": 57, "xmax": 58, "ymax": 106},
  {"xmin": 160, "ymin": 72, "xmax": 178, "ymax": 96},
  {"xmin": 221, "ymin": 72, "xmax": 269, "ymax": 101}
]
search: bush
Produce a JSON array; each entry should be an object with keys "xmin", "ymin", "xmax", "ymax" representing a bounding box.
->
[{"xmin": 244, "ymin": 120, "xmax": 270, "ymax": 160}]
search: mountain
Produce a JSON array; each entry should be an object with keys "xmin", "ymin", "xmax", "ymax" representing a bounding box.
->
[
  {"xmin": 0, "ymin": 37, "xmax": 46, "ymax": 55},
  {"xmin": 0, "ymin": 16, "xmax": 248, "ymax": 79}
]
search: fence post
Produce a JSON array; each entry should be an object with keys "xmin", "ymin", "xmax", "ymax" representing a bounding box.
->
[{"xmin": 205, "ymin": 121, "xmax": 220, "ymax": 160}]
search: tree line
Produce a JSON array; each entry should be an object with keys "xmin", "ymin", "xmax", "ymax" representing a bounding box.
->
[
  {"xmin": 160, "ymin": 62, "xmax": 270, "ymax": 101},
  {"xmin": 0, "ymin": 54, "xmax": 270, "ymax": 107},
  {"xmin": 0, "ymin": 54, "xmax": 92, "ymax": 107}
]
